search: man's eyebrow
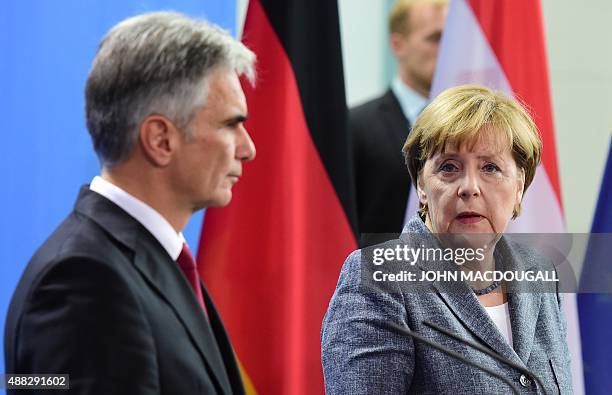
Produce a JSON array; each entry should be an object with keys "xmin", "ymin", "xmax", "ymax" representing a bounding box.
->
[{"xmin": 223, "ymin": 114, "xmax": 248, "ymax": 126}]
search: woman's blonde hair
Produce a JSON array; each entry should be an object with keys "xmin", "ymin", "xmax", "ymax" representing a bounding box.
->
[{"xmin": 402, "ymin": 85, "xmax": 542, "ymax": 218}]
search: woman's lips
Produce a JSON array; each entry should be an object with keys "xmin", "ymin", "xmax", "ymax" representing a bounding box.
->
[{"xmin": 456, "ymin": 214, "xmax": 484, "ymax": 224}]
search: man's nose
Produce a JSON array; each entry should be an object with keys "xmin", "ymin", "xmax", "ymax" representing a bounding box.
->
[{"xmin": 237, "ymin": 126, "xmax": 256, "ymax": 161}]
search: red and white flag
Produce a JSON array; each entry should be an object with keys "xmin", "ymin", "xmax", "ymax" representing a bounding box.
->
[{"xmin": 406, "ymin": 0, "xmax": 584, "ymax": 392}]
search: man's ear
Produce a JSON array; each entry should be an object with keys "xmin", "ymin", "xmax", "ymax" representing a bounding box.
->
[
  {"xmin": 138, "ymin": 115, "xmax": 178, "ymax": 167},
  {"xmin": 389, "ymin": 32, "xmax": 405, "ymax": 57}
]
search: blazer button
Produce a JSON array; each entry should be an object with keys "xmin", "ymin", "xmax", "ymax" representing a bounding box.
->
[{"xmin": 519, "ymin": 374, "xmax": 532, "ymax": 388}]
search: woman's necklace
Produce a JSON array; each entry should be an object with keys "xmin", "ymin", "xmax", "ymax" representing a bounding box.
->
[{"xmin": 472, "ymin": 281, "xmax": 501, "ymax": 295}]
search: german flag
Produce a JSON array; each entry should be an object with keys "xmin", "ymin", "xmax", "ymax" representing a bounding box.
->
[{"xmin": 197, "ymin": 0, "xmax": 357, "ymax": 393}]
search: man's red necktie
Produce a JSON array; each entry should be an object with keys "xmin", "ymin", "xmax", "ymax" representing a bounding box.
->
[{"xmin": 176, "ymin": 243, "xmax": 208, "ymax": 318}]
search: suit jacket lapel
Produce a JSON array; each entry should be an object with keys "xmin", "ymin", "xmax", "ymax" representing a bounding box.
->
[
  {"xmin": 432, "ymin": 280, "xmax": 524, "ymax": 366},
  {"xmin": 132, "ymin": 242, "xmax": 233, "ymax": 395},
  {"xmin": 201, "ymin": 284, "xmax": 245, "ymax": 395},
  {"xmin": 75, "ymin": 187, "xmax": 233, "ymax": 395},
  {"xmin": 379, "ymin": 89, "xmax": 411, "ymax": 144},
  {"xmin": 506, "ymin": 290, "xmax": 541, "ymax": 364},
  {"xmin": 496, "ymin": 237, "xmax": 542, "ymax": 365}
]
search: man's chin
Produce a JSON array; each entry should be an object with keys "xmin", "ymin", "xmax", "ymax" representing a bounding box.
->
[
  {"xmin": 193, "ymin": 191, "xmax": 233, "ymax": 211},
  {"xmin": 208, "ymin": 191, "xmax": 233, "ymax": 208}
]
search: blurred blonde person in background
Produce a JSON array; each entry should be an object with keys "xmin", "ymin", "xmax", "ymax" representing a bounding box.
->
[{"xmin": 351, "ymin": 0, "xmax": 448, "ymax": 246}]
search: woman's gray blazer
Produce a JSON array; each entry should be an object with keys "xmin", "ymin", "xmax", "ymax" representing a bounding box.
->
[{"xmin": 321, "ymin": 215, "xmax": 572, "ymax": 394}]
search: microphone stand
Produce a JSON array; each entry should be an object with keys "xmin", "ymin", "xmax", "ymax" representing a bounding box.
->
[{"xmin": 384, "ymin": 321, "xmax": 520, "ymax": 394}]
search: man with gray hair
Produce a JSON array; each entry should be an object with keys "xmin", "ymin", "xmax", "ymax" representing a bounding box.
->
[{"xmin": 5, "ymin": 12, "xmax": 255, "ymax": 394}]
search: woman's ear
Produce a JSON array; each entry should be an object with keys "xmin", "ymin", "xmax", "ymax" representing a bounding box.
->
[
  {"xmin": 516, "ymin": 168, "xmax": 525, "ymax": 205},
  {"xmin": 417, "ymin": 172, "xmax": 428, "ymax": 206}
]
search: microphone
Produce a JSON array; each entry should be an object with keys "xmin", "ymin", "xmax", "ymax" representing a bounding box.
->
[
  {"xmin": 423, "ymin": 320, "xmax": 549, "ymax": 395},
  {"xmin": 384, "ymin": 321, "xmax": 521, "ymax": 394}
]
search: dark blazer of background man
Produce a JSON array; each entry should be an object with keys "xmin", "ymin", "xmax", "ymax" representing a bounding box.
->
[
  {"xmin": 351, "ymin": 0, "xmax": 447, "ymax": 246},
  {"xmin": 4, "ymin": 12, "xmax": 256, "ymax": 395}
]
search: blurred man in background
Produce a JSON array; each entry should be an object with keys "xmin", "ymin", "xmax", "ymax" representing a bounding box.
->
[
  {"xmin": 351, "ymin": 0, "xmax": 448, "ymax": 246},
  {"xmin": 5, "ymin": 12, "xmax": 255, "ymax": 394}
]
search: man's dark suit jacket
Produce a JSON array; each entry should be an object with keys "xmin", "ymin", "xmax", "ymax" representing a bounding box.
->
[
  {"xmin": 4, "ymin": 187, "xmax": 244, "ymax": 394},
  {"xmin": 350, "ymin": 89, "xmax": 412, "ymax": 246}
]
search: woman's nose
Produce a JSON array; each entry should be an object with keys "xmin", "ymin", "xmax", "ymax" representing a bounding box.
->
[{"xmin": 457, "ymin": 170, "xmax": 481, "ymax": 198}]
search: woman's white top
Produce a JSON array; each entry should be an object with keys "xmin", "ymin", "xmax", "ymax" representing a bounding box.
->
[{"xmin": 485, "ymin": 302, "xmax": 513, "ymax": 347}]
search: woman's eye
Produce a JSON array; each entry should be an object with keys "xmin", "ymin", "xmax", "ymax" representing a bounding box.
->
[
  {"xmin": 439, "ymin": 163, "xmax": 458, "ymax": 172},
  {"xmin": 483, "ymin": 163, "xmax": 501, "ymax": 173}
]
